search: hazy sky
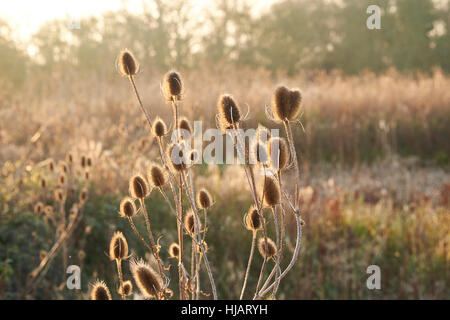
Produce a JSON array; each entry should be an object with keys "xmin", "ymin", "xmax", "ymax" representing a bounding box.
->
[{"xmin": 0, "ymin": 0, "xmax": 274, "ymax": 41}]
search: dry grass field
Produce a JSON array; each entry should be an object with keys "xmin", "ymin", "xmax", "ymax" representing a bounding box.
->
[{"xmin": 0, "ymin": 63, "xmax": 449, "ymax": 299}]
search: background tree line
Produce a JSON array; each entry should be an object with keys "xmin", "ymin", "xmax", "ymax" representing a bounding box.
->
[{"xmin": 0, "ymin": 0, "xmax": 449, "ymax": 87}]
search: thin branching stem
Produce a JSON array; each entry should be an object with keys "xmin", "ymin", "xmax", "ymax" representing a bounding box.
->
[{"xmin": 239, "ymin": 230, "xmax": 257, "ymax": 300}]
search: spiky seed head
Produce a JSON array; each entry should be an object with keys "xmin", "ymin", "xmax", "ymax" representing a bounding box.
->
[
  {"xmin": 34, "ymin": 202, "xmax": 44, "ymax": 215},
  {"xmin": 251, "ymin": 141, "xmax": 269, "ymax": 166},
  {"xmin": 87, "ymin": 157, "xmax": 92, "ymax": 167},
  {"xmin": 245, "ymin": 205, "xmax": 263, "ymax": 231},
  {"xmin": 152, "ymin": 117, "xmax": 167, "ymax": 138},
  {"xmin": 197, "ymin": 188, "xmax": 212, "ymax": 210},
  {"xmin": 39, "ymin": 178, "xmax": 46, "ymax": 189},
  {"xmin": 167, "ymin": 142, "xmax": 188, "ymax": 172},
  {"xmin": 48, "ymin": 159, "xmax": 55, "ymax": 172},
  {"xmin": 81, "ymin": 155, "xmax": 86, "ymax": 168},
  {"xmin": 268, "ymin": 137, "xmax": 290, "ymax": 171},
  {"xmin": 84, "ymin": 171, "xmax": 90, "ymax": 180},
  {"xmin": 119, "ymin": 280, "xmax": 133, "ymax": 297},
  {"xmin": 119, "ymin": 197, "xmax": 136, "ymax": 218},
  {"xmin": 109, "ymin": 231, "xmax": 128, "ymax": 261},
  {"xmin": 258, "ymin": 237, "xmax": 277, "ymax": 259},
  {"xmin": 148, "ymin": 164, "xmax": 167, "ymax": 188},
  {"xmin": 217, "ymin": 94, "xmax": 241, "ymax": 128},
  {"xmin": 163, "ymin": 70, "xmax": 183, "ymax": 101},
  {"xmin": 118, "ymin": 49, "xmax": 139, "ymax": 76},
  {"xmin": 189, "ymin": 149, "xmax": 199, "ymax": 163},
  {"xmin": 79, "ymin": 188, "xmax": 89, "ymax": 203},
  {"xmin": 178, "ymin": 117, "xmax": 192, "ymax": 139},
  {"xmin": 66, "ymin": 153, "xmax": 73, "ymax": 164},
  {"xmin": 197, "ymin": 240, "xmax": 208, "ymax": 255},
  {"xmin": 54, "ymin": 189, "xmax": 65, "ymax": 202},
  {"xmin": 168, "ymin": 243, "xmax": 180, "ymax": 259},
  {"xmin": 129, "ymin": 174, "xmax": 150, "ymax": 199},
  {"xmin": 271, "ymin": 85, "xmax": 302, "ymax": 122},
  {"xmin": 262, "ymin": 176, "xmax": 281, "ymax": 207},
  {"xmin": 59, "ymin": 161, "xmax": 68, "ymax": 174},
  {"xmin": 58, "ymin": 173, "xmax": 66, "ymax": 186},
  {"xmin": 130, "ymin": 259, "xmax": 163, "ymax": 298},
  {"xmin": 44, "ymin": 205, "xmax": 53, "ymax": 217},
  {"xmin": 184, "ymin": 209, "xmax": 200, "ymax": 235},
  {"xmin": 91, "ymin": 280, "xmax": 112, "ymax": 300}
]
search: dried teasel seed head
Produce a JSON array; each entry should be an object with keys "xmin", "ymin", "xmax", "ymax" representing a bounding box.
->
[
  {"xmin": 66, "ymin": 153, "xmax": 74, "ymax": 164},
  {"xmin": 152, "ymin": 117, "xmax": 167, "ymax": 138},
  {"xmin": 167, "ymin": 142, "xmax": 188, "ymax": 172},
  {"xmin": 147, "ymin": 164, "xmax": 167, "ymax": 188},
  {"xmin": 168, "ymin": 242, "xmax": 180, "ymax": 259},
  {"xmin": 48, "ymin": 159, "xmax": 55, "ymax": 172},
  {"xmin": 271, "ymin": 85, "xmax": 302, "ymax": 122},
  {"xmin": 258, "ymin": 237, "xmax": 277, "ymax": 259},
  {"xmin": 54, "ymin": 189, "xmax": 65, "ymax": 202},
  {"xmin": 91, "ymin": 280, "xmax": 112, "ymax": 300},
  {"xmin": 119, "ymin": 280, "xmax": 133, "ymax": 297},
  {"xmin": 189, "ymin": 149, "xmax": 199, "ymax": 163},
  {"xmin": 268, "ymin": 137, "xmax": 290, "ymax": 171},
  {"xmin": 262, "ymin": 175, "xmax": 281, "ymax": 207},
  {"xmin": 81, "ymin": 155, "xmax": 87, "ymax": 168},
  {"xmin": 196, "ymin": 188, "xmax": 212, "ymax": 210},
  {"xmin": 44, "ymin": 205, "xmax": 53, "ymax": 217},
  {"xmin": 84, "ymin": 171, "xmax": 90, "ymax": 180},
  {"xmin": 79, "ymin": 188, "xmax": 88, "ymax": 203},
  {"xmin": 130, "ymin": 259, "xmax": 163, "ymax": 298},
  {"xmin": 197, "ymin": 240, "xmax": 208, "ymax": 255},
  {"xmin": 87, "ymin": 157, "xmax": 92, "ymax": 167},
  {"xmin": 129, "ymin": 174, "xmax": 150, "ymax": 199},
  {"xmin": 117, "ymin": 49, "xmax": 139, "ymax": 76},
  {"xmin": 163, "ymin": 70, "xmax": 183, "ymax": 101},
  {"xmin": 119, "ymin": 197, "xmax": 137, "ymax": 218},
  {"xmin": 217, "ymin": 94, "xmax": 241, "ymax": 128},
  {"xmin": 184, "ymin": 209, "xmax": 200, "ymax": 235},
  {"xmin": 245, "ymin": 205, "xmax": 263, "ymax": 231},
  {"xmin": 177, "ymin": 117, "xmax": 192, "ymax": 139},
  {"xmin": 34, "ymin": 202, "xmax": 44, "ymax": 215},
  {"xmin": 59, "ymin": 161, "xmax": 68, "ymax": 174},
  {"xmin": 58, "ymin": 173, "xmax": 66, "ymax": 186},
  {"xmin": 39, "ymin": 178, "xmax": 46, "ymax": 189},
  {"xmin": 109, "ymin": 231, "xmax": 128, "ymax": 261}
]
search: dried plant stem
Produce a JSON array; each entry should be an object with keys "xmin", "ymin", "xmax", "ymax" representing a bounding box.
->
[
  {"xmin": 177, "ymin": 174, "xmax": 185, "ymax": 299},
  {"xmin": 283, "ymin": 120, "xmax": 301, "ymax": 209},
  {"xmin": 139, "ymin": 198, "xmax": 165, "ymax": 280},
  {"xmin": 239, "ymin": 231, "xmax": 257, "ymax": 300},
  {"xmin": 127, "ymin": 217, "xmax": 153, "ymax": 254},
  {"xmin": 230, "ymin": 126, "xmax": 271, "ymax": 298},
  {"xmin": 181, "ymin": 172, "xmax": 217, "ymax": 300},
  {"xmin": 24, "ymin": 204, "xmax": 84, "ymax": 297},
  {"xmin": 270, "ymin": 206, "xmax": 282, "ymax": 298},
  {"xmin": 115, "ymin": 259, "xmax": 125, "ymax": 300},
  {"xmin": 256, "ymin": 214, "xmax": 302, "ymax": 298},
  {"xmin": 128, "ymin": 75, "xmax": 153, "ymax": 127}
]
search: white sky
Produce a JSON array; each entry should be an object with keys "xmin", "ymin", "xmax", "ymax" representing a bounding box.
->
[{"xmin": 0, "ymin": 0, "xmax": 275, "ymax": 41}]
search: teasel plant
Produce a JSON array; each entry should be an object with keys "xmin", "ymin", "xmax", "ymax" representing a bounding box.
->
[
  {"xmin": 117, "ymin": 49, "xmax": 216, "ymax": 300},
  {"xmin": 253, "ymin": 85, "xmax": 304, "ymax": 299},
  {"xmin": 23, "ymin": 153, "xmax": 91, "ymax": 298}
]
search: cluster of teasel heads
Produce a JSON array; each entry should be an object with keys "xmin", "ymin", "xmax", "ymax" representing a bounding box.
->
[
  {"xmin": 24, "ymin": 153, "xmax": 92, "ymax": 297},
  {"xmin": 91, "ymin": 49, "xmax": 304, "ymax": 300}
]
